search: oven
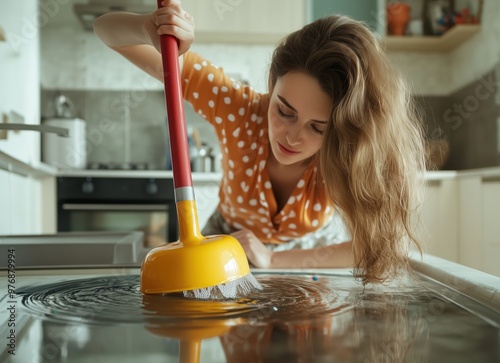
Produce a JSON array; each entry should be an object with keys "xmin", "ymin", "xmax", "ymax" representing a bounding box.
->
[{"xmin": 56, "ymin": 176, "xmax": 178, "ymax": 247}]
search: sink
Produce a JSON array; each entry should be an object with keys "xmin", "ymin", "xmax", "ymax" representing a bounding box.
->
[
  {"xmin": 0, "ymin": 231, "xmax": 146, "ymax": 269},
  {"xmin": 1, "ymin": 267, "xmax": 498, "ymax": 362}
]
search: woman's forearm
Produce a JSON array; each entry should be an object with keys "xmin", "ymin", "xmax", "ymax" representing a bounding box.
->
[
  {"xmin": 270, "ymin": 241, "xmax": 354, "ymax": 269},
  {"xmin": 93, "ymin": 12, "xmax": 165, "ymax": 82},
  {"xmin": 93, "ymin": 12, "xmax": 155, "ymax": 48}
]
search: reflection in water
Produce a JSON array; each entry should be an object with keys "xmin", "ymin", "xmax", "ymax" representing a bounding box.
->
[{"xmin": 15, "ymin": 273, "xmax": 499, "ymax": 363}]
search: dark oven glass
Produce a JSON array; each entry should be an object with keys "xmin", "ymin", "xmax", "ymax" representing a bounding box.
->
[{"xmin": 57, "ymin": 177, "xmax": 178, "ymax": 247}]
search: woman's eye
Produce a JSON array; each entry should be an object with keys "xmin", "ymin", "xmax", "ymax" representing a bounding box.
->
[
  {"xmin": 311, "ymin": 124, "xmax": 325, "ymax": 135},
  {"xmin": 278, "ymin": 106, "xmax": 294, "ymax": 118}
]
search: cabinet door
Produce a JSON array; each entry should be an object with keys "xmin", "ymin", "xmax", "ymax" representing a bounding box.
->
[
  {"xmin": 9, "ymin": 173, "xmax": 31, "ymax": 234},
  {"xmin": 482, "ymin": 180, "xmax": 500, "ymax": 276},
  {"xmin": 193, "ymin": 0, "xmax": 305, "ymax": 43},
  {"xmin": 310, "ymin": 0, "xmax": 381, "ymax": 32},
  {"xmin": 458, "ymin": 176, "xmax": 483, "ymax": 270},
  {"xmin": 0, "ymin": 169, "xmax": 10, "ymax": 234},
  {"xmin": 417, "ymin": 179, "xmax": 459, "ymax": 262},
  {"xmin": 0, "ymin": 0, "xmax": 41, "ymax": 164}
]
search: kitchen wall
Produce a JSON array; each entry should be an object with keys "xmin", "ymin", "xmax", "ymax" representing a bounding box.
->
[
  {"xmin": 41, "ymin": 89, "xmax": 222, "ymax": 170},
  {"xmin": 412, "ymin": 0, "xmax": 500, "ymax": 170},
  {"xmin": 417, "ymin": 62, "xmax": 500, "ymax": 170}
]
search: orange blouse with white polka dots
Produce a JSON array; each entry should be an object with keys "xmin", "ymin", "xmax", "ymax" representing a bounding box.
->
[{"xmin": 182, "ymin": 52, "xmax": 334, "ymax": 244}]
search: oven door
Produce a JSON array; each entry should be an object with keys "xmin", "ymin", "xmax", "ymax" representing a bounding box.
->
[{"xmin": 57, "ymin": 177, "xmax": 178, "ymax": 247}]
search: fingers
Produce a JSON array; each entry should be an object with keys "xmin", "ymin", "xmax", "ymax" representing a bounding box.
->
[
  {"xmin": 152, "ymin": 2, "xmax": 194, "ymax": 54},
  {"xmin": 232, "ymin": 229, "xmax": 250, "ymax": 242},
  {"xmin": 159, "ymin": 0, "xmax": 182, "ymax": 9},
  {"xmin": 155, "ymin": 1, "xmax": 193, "ymax": 25},
  {"xmin": 153, "ymin": 6, "xmax": 194, "ymax": 45},
  {"xmin": 155, "ymin": 11, "xmax": 193, "ymax": 30}
]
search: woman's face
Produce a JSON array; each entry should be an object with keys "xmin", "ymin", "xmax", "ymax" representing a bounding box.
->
[{"xmin": 268, "ymin": 71, "xmax": 332, "ymax": 166}]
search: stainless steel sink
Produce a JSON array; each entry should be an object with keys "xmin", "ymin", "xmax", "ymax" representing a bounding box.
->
[
  {"xmin": 0, "ymin": 231, "xmax": 146, "ymax": 269},
  {"xmin": 0, "ymin": 265, "xmax": 498, "ymax": 363}
]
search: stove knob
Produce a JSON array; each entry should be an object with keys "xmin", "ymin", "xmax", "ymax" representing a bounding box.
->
[
  {"xmin": 82, "ymin": 180, "xmax": 94, "ymax": 194},
  {"xmin": 146, "ymin": 181, "xmax": 158, "ymax": 195}
]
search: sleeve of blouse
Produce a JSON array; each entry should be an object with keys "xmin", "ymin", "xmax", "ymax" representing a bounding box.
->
[{"xmin": 181, "ymin": 51, "xmax": 267, "ymax": 134}]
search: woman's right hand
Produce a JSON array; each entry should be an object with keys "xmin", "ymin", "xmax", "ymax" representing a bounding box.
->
[{"xmin": 146, "ymin": 0, "xmax": 195, "ymax": 56}]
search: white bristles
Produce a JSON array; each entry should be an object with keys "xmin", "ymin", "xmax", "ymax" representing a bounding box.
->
[{"xmin": 182, "ymin": 273, "xmax": 262, "ymax": 300}]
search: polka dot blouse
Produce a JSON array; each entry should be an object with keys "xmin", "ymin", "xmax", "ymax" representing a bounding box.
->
[{"xmin": 182, "ymin": 52, "xmax": 333, "ymax": 244}]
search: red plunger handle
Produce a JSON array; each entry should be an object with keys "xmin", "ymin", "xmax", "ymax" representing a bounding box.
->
[{"xmin": 157, "ymin": 0, "xmax": 192, "ymax": 189}]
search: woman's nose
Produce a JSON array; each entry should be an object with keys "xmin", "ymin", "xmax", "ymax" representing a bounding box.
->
[{"xmin": 286, "ymin": 126, "xmax": 302, "ymax": 146}]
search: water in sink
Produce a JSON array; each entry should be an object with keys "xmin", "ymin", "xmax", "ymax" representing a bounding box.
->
[{"xmin": 3, "ymin": 271, "xmax": 499, "ymax": 362}]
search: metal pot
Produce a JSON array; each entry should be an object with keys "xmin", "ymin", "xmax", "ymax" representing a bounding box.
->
[{"xmin": 191, "ymin": 144, "xmax": 214, "ymax": 172}]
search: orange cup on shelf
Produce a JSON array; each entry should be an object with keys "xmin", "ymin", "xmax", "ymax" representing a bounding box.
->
[{"xmin": 387, "ymin": 2, "xmax": 411, "ymax": 36}]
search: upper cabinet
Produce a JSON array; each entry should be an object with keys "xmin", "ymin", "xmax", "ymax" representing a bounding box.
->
[{"xmin": 182, "ymin": 0, "xmax": 306, "ymax": 44}]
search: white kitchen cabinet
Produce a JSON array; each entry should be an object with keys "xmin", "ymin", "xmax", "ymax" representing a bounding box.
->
[
  {"xmin": 0, "ymin": 148, "xmax": 56, "ymax": 235},
  {"xmin": 0, "ymin": 0, "xmax": 41, "ymax": 164},
  {"xmin": 481, "ymin": 179, "xmax": 500, "ymax": 276},
  {"xmin": 185, "ymin": 0, "xmax": 306, "ymax": 44},
  {"xmin": 458, "ymin": 171, "xmax": 500, "ymax": 277},
  {"xmin": 0, "ymin": 169, "xmax": 43, "ymax": 235},
  {"xmin": 0, "ymin": 169, "xmax": 10, "ymax": 234},
  {"xmin": 458, "ymin": 176, "xmax": 483, "ymax": 270},
  {"xmin": 415, "ymin": 170, "xmax": 500, "ymax": 278},
  {"xmin": 417, "ymin": 178, "xmax": 460, "ymax": 262},
  {"xmin": 9, "ymin": 173, "xmax": 31, "ymax": 234}
]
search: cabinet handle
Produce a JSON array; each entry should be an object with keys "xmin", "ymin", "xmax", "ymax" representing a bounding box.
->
[
  {"xmin": 62, "ymin": 204, "xmax": 169, "ymax": 211},
  {"xmin": 0, "ymin": 123, "xmax": 69, "ymax": 137}
]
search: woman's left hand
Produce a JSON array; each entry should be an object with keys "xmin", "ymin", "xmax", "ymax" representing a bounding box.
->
[{"xmin": 232, "ymin": 229, "xmax": 274, "ymax": 268}]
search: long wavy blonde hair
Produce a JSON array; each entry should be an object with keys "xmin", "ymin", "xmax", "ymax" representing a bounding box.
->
[{"xmin": 269, "ymin": 16, "xmax": 426, "ymax": 284}]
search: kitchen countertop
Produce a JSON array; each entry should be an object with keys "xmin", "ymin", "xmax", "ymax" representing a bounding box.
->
[
  {"xmin": 408, "ymin": 252, "xmax": 500, "ymax": 311},
  {"xmin": 57, "ymin": 169, "xmax": 224, "ymax": 183},
  {"xmin": 51, "ymin": 167, "xmax": 500, "ymax": 182},
  {"xmin": 0, "ymin": 150, "xmax": 57, "ymax": 178},
  {"xmin": 2, "ymin": 149, "xmax": 500, "ymax": 181}
]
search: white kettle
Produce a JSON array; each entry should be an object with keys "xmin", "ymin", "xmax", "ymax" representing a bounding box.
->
[{"xmin": 42, "ymin": 95, "xmax": 87, "ymax": 169}]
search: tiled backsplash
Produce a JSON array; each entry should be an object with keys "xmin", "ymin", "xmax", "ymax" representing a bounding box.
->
[
  {"xmin": 416, "ymin": 62, "xmax": 500, "ymax": 170},
  {"xmin": 42, "ymin": 61, "xmax": 500, "ymax": 172},
  {"xmin": 41, "ymin": 89, "xmax": 217, "ymax": 170}
]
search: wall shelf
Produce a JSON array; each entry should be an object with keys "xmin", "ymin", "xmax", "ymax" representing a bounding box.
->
[{"xmin": 382, "ymin": 24, "xmax": 481, "ymax": 53}]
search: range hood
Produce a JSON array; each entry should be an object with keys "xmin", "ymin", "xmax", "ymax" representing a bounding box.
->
[{"xmin": 73, "ymin": 0, "xmax": 154, "ymax": 31}]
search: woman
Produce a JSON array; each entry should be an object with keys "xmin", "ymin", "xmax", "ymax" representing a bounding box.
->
[{"xmin": 94, "ymin": 0, "xmax": 426, "ymax": 284}]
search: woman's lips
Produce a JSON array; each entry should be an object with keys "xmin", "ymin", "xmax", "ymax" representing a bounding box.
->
[{"xmin": 278, "ymin": 142, "xmax": 300, "ymax": 156}]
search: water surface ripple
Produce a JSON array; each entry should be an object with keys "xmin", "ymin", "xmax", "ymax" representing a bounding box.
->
[{"xmin": 19, "ymin": 274, "xmax": 353, "ymax": 325}]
